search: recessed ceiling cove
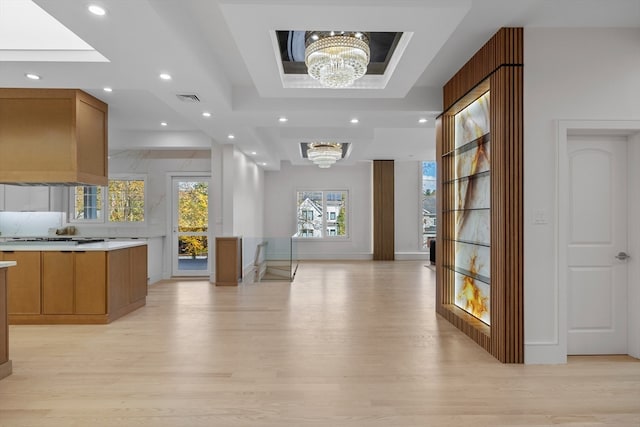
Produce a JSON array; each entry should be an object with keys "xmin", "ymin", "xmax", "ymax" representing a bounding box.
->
[
  {"xmin": 276, "ymin": 31, "xmax": 402, "ymax": 76},
  {"xmin": 219, "ymin": 1, "xmax": 472, "ymax": 98}
]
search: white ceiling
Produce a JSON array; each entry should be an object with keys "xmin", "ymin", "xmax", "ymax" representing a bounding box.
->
[{"xmin": 1, "ymin": 0, "xmax": 639, "ymax": 170}]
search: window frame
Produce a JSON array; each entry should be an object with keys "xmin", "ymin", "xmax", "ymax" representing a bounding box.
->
[
  {"xmin": 68, "ymin": 174, "xmax": 147, "ymax": 225},
  {"xmin": 294, "ymin": 189, "xmax": 349, "ymax": 240}
]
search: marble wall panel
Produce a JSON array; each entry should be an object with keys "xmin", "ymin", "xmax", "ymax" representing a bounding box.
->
[
  {"xmin": 455, "ymin": 209, "xmax": 490, "ymax": 246},
  {"xmin": 454, "ymin": 174, "xmax": 490, "ymax": 211},
  {"xmin": 454, "ymin": 92, "xmax": 490, "ymax": 148},
  {"xmin": 454, "ymin": 271, "xmax": 491, "ymax": 325},
  {"xmin": 454, "ymin": 241, "xmax": 490, "ymax": 281},
  {"xmin": 455, "ymin": 141, "xmax": 491, "ymax": 179}
]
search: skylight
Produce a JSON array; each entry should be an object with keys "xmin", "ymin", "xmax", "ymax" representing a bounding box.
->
[{"xmin": 0, "ymin": 0, "xmax": 108, "ymax": 62}]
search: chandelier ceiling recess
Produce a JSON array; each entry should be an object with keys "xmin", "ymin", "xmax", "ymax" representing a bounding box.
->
[
  {"xmin": 306, "ymin": 143, "xmax": 343, "ymax": 168},
  {"xmin": 304, "ymin": 31, "xmax": 370, "ymax": 88}
]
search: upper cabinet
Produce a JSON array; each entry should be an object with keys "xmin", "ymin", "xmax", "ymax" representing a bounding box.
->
[
  {"xmin": 0, "ymin": 89, "xmax": 108, "ymax": 186},
  {"xmin": 0, "ymin": 185, "xmax": 64, "ymax": 212}
]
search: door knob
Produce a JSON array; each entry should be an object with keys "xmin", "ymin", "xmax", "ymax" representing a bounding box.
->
[{"xmin": 614, "ymin": 251, "xmax": 630, "ymax": 261}]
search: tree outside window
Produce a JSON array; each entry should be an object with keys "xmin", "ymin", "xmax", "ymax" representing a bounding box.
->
[
  {"xmin": 177, "ymin": 181, "xmax": 208, "ymax": 258},
  {"xmin": 70, "ymin": 176, "xmax": 145, "ymax": 223}
]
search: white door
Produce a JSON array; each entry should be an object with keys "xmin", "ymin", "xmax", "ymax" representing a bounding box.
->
[
  {"xmin": 567, "ymin": 135, "xmax": 629, "ymax": 354},
  {"xmin": 171, "ymin": 177, "xmax": 210, "ymax": 277}
]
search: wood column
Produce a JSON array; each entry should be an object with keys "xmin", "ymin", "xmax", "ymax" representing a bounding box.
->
[
  {"xmin": 436, "ymin": 27, "xmax": 524, "ymax": 363},
  {"xmin": 373, "ymin": 160, "xmax": 394, "ymax": 260}
]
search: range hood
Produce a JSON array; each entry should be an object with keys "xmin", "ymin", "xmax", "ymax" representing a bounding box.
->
[{"xmin": 0, "ymin": 88, "xmax": 108, "ymax": 186}]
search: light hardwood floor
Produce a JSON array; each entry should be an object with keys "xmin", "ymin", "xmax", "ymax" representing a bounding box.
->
[{"xmin": 0, "ymin": 261, "xmax": 639, "ymax": 426}]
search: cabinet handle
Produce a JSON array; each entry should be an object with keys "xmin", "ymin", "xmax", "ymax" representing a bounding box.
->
[
  {"xmin": 2, "ymin": 251, "xmax": 15, "ymax": 253},
  {"xmin": 74, "ymin": 251, "xmax": 87, "ymax": 253}
]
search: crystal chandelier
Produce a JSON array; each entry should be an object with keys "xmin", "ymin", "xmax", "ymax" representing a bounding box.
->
[
  {"xmin": 305, "ymin": 31, "xmax": 370, "ymax": 88},
  {"xmin": 307, "ymin": 143, "xmax": 343, "ymax": 168}
]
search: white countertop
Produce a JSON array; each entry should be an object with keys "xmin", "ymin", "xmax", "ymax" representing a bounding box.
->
[
  {"xmin": 0, "ymin": 241, "xmax": 146, "ymax": 252},
  {"xmin": 0, "ymin": 261, "xmax": 17, "ymax": 268}
]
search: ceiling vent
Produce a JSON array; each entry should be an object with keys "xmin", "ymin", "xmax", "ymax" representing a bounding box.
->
[{"xmin": 176, "ymin": 93, "xmax": 200, "ymax": 103}]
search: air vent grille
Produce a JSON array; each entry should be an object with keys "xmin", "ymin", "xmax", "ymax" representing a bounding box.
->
[{"xmin": 176, "ymin": 93, "xmax": 200, "ymax": 103}]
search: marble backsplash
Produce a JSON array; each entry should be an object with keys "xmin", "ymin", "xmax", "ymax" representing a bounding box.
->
[{"xmin": 0, "ymin": 212, "xmax": 64, "ymax": 237}]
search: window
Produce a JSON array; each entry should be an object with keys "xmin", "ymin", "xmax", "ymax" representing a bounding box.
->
[
  {"xmin": 73, "ymin": 185, "xmax": 103, "ymax": 221},
  {"xmin": 296, "ymin": 190, "xmax": 347, "ymax": 238},
  {"xmin": 108, "ymin": 178, "xmax": 145, "ymax": 222},
  {"xmin": 70, "ymin": 175, "xmax": 146, "ymax": 224},
  {"xmin": 422, "ymin": 161, "xmax": 437, "ymax": 249}
]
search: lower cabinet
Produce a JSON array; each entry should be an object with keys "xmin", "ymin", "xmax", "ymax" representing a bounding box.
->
[
  {"xmin": 75, "ymin": 252, "xmax": 106, "ymax": 315},
  {"xmin": 42, "ymin": 252, "xmax": 75, "ymax": 315},
  {"xmin": 5, "ymin": 245, "xmax": 147, "ymax": 324},
  {"xmin": 0, "ymin": 270, "xmax": 8, "ymax": 366},
  {"xmin": 0, "ymin": 251, "xmax": 41, "ymax": 315}
]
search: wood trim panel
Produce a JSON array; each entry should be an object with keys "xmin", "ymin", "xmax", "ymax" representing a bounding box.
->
[
  {"xmin": 373, "ymin": 160, "xmax": 395, "ymax": 260},
  {"xmin": 443, "ymin": 28, "xmax": 523, "ymax": 111},
  {"xmin": 436, "ymin": 27, "xmax": 523, "ymax": 363}
]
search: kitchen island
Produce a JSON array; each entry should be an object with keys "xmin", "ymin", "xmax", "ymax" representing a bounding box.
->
[
  {"xmin": 0, "ymin": 260, "xmax": 16, "ymax": 380},
  {"xmin": 0, "ymin": 241, "xmax": 147, "ymax": 325}
]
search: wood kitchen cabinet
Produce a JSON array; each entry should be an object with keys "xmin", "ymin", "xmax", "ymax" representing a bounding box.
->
[
  {"xmin": 43, "ymin": 251, "xmax": 108, "ymax": 316},
  {"xmin": 75, "ymin": 251, "xmax": 106, "ymax": 315},
  {"xmin": 0, "ymin": 251, "xmax": 41, "ymax": 315},
  {"xmin": 215, "ymin": 237, "xmax": 242, "ymax": 286},
  {"xmin": 6, "ymin": 244, "xmax": 147, "ymax": 324},
  {"xmin": 42, "ymin": 252, "xmax": 75, "ymax": 314},
  {"xmin": 0, "ymin": 269, "xmax": 9, "ymax": 373},
  {"xmin": 129, "ymin": 245, "xmax": 148, "ymax": 302},
  {"xmin": 0, "ymin": 89, "xmax": 108, "ymax": 186}
]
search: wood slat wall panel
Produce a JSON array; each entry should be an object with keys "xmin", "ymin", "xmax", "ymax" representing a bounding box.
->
[
  {"xmin": 373, "ymin": 160, "xmax": 395, "ymax": 260},
  {"xmin": 443, "ymin": 28, "xmax": 523, "ymax": 111},
  {"xmin": 436, "ymin": 27, "xmax": 523, "ymax": 363}
]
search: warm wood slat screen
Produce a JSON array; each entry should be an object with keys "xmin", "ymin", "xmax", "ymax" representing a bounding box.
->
[
  {"xmin": 373, "ymin": 160, "xmax": 395, "ymax": 260},
  {"xmin": 436, "ymin": 27, "xmax": 523, "ymax": 363},
  {"xmin": 443, "ymin": 27, "xmax": 523, "ymax": 111}
]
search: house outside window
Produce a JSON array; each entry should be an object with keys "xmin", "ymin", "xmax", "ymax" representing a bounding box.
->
[
  {"xmin": 422, "ymin": 161, "xmax": 437, "ymax": 249},
  {"xmin": 70, "ymin": 175, "xmax": 146, "ymax": 224},
  {"xmin": 296, "ymin": 190, "xmax": 347, "ymax": 238}
]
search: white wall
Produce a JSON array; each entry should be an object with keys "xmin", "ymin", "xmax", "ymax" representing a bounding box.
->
[
  {"xmin": 212, "ymin": 145, "xmax": 265, "ymax": 278},
  {"xmin": 264, "ymin": 161, "xmax": 372, "ymax": 259},
  {"xmin": 524, "ymin": 28, "xmax": 640, "ymax": 363},
  {"xmin": 232, "ymin": 148, "xmax": 265, "ymax": 273},
  {"xmin": 395, "ymin": 161, "xmax": 427, "ymax": 259}
]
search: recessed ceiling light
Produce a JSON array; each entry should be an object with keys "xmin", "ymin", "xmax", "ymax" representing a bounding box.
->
[
  {"xmin": 202, "ymin": 112, "xmax": 211, "ymax": 117},
  {"xmin": 350, "ymin": 118, "xmax": 359, "ymax": 124},
  {"xmin": 160, "ymin": 122, "xmax": 168, "ymax": 126},
  {"xmin": 418, "ymin": 118, "xmax": 428, "ymax": 123},
  {"xmin": 278, "ymin": 117, "xmax": 288, "ymax": 123},
  {"xmin": 261, "ymin": 162, "xmax": 267, "ymax": 166},
  {"xmin": 228, "ymin": 134, "xmax": 235, "ymax": 139},
  {"xmin": 250, "ymin": 151, "xmax": 257, "ymax": 155},
  {"xmin": 25, "ymin": 73, "xmax": 41, "ymax": 80},
  {"xmin": 88, "ymin": 5, "xmax": 106, "ymax": 16},
  {"xmin": 159, "ymin": 73, "xmax": 172, "ymax": 80},
  {"xmin": 103, "ymin": 87, "xmax": 113, "ymax": 92}
]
